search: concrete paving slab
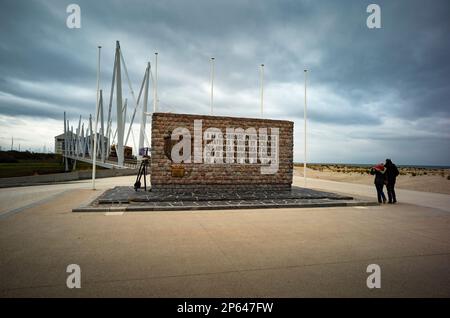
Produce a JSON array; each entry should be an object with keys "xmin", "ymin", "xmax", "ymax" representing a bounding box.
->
[{"xmin": 1, "ymin": 175, "xmax": 449, "ymax": 297}]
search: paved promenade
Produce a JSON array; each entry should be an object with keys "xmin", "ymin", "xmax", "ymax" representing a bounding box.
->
[
  {"xmin": 296, "ymin": 176, "xmax": 450, "ymax": 213},
  {"xmin": 0, "ymin": 176, "xmax": 449, "ymax": 297}
]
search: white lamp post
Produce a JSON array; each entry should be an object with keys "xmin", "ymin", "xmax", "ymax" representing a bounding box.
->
[
  {"xmin": 154, "ymin": 52, "xmax": 158, "ymax": 112},
  {"xmin": 260, "ymin": 64, "xmax": 264, "ymax": 117},
  {"xmin": 210, "ymin": 57, "xmax": 215, "ymax": 115},
  {"xmin": 92, "ymin": 45, "xmax": 101, "ymax": 190},
  {"xmin": 303, "ymin": 69, "xmax": 308, "ymax": 188}
]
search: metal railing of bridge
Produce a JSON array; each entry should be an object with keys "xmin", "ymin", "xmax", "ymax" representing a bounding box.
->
[{"xmin": 62, "ymin": 41, "xmax": 157, "ymax": 170}]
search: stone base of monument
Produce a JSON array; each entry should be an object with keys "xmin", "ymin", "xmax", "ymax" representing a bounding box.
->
[{"xmin": 73, "ymin": 186, "xmax": 378, "ymax": 212}]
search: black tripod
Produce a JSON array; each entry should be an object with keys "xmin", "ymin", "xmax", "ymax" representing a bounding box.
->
[{"xmin": 134, "ymin": 157, "xmax": 149, "ymax": 191}]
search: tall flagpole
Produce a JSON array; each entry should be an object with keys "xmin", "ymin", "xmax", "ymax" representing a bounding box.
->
[
  {"xmin": 92, "ymin": 46, "xmax": 101, "ymax": 190},
  {"xmin": 304, "ymin": 69, "xmax": 308, "ymax": 188},
  {"xmin": 64, "ymin": 111, "xmax": 68, "ymax": 171},
  {"xmin": 260, "ymin": 64, "xmax": 264, "ymax": 117},
  {"xmin": 139, "ymin": 62, "xmax": 150, "ymax": 157},
  {"xmin": 154, "ymin": 52, "xmax": 158, "ymax": 112},
  {"xmin": 210, "ymin": 57, "xmax": 215, "ymax": 115}
]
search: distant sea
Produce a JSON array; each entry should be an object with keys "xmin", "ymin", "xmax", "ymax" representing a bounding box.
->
[{"xmin": 294, "ymin": 163, "xmax": 450, "ymax": 169}]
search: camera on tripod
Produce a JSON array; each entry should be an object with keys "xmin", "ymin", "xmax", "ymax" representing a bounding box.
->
[{"xmin": 134, "ymin": 147, "xmax": 150, "ymax": 191}]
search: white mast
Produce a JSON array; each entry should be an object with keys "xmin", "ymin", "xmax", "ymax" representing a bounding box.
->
[
  {"xmin": 116, "ymin": 41, "xmax": 124, "ymax": 167},
  {"xmin": 64, "ymin": 112, "xmax": 68, "ymax": 171},
  {"xmin": 303, "ymin": 69, "xmax": 308, "ymax": 188},
  {"xmin": 210, "ymin": 57, "xmax": 215, "ymax": 115},
  {"xmin": 154, "ymin": 52, "xmax": 158, "ymax": 112},
  {"xmin": 260, "ymin": 64, "xmax": 264, "ymax": 117},
  {"xmin": 92, "ymin": 45, "xmax": 101, "ymax": 190},
  {"xmin": 139, "ymin": 62, "xmax": 150, "ymax": 158}
]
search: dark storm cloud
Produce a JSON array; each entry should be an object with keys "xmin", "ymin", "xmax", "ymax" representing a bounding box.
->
[
  {"xmin": 314, "ymin": 0, "xmax": 450, "ymax": 119},
  {"xmin": 0, "ymin": 0, "xmax": 449, "ymax": 163}
]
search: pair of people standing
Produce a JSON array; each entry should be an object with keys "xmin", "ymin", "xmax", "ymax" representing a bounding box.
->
[{"xmin": 370, "ymin": 159, "xmax": 399, "ymax": 204}]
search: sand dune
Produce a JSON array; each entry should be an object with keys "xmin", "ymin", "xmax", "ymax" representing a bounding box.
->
[{"xmin": 294, "ymin": 165, "xmax": 450, "ymax": 195}]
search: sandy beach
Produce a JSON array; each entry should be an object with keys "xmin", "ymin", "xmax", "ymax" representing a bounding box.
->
[{"xmin": 294, "ymin": 164, "xmax": 450, "ymax": 195}]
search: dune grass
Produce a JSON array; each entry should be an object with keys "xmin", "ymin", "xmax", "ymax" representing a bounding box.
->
[{"xmin": 0, "ymin": 151, "xmax": 96, "ymax": 178}]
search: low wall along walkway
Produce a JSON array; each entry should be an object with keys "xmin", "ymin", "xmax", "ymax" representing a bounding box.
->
[{"xmin": 0, "ymin": 168, "xmax": 137, "ymax": 188}]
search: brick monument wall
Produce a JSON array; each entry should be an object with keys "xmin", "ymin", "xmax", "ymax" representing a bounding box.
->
[{"xmin": 150, "ymin": 112, "xmax": 293, "ymax": 192}]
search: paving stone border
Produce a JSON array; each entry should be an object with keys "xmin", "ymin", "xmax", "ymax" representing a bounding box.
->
[{"xmin": 73, "ymin": 186, "xmax": 378, "ymax": 212}]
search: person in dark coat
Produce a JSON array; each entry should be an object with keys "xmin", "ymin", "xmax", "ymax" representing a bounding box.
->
[
  {"xmin": 370, "ymin": 163, "xmax": 387, "ymax": 203},
  {"xmin": 385, "ymin": 159, "xmax": 399, "ymax": 203}
]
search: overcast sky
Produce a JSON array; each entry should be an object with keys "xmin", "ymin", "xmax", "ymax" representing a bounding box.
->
[{"xmin": 0, "ymin": 0, "xmax": 449, "ymax": 165}]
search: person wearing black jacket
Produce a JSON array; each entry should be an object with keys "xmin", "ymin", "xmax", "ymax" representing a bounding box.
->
[
  {"xmin": 370, "ymin": 163, "xmax": 387, "ymax": 204},
  {"xmin": 385, "ymin": 159, "xmax": 399, "ymax": 204}
]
